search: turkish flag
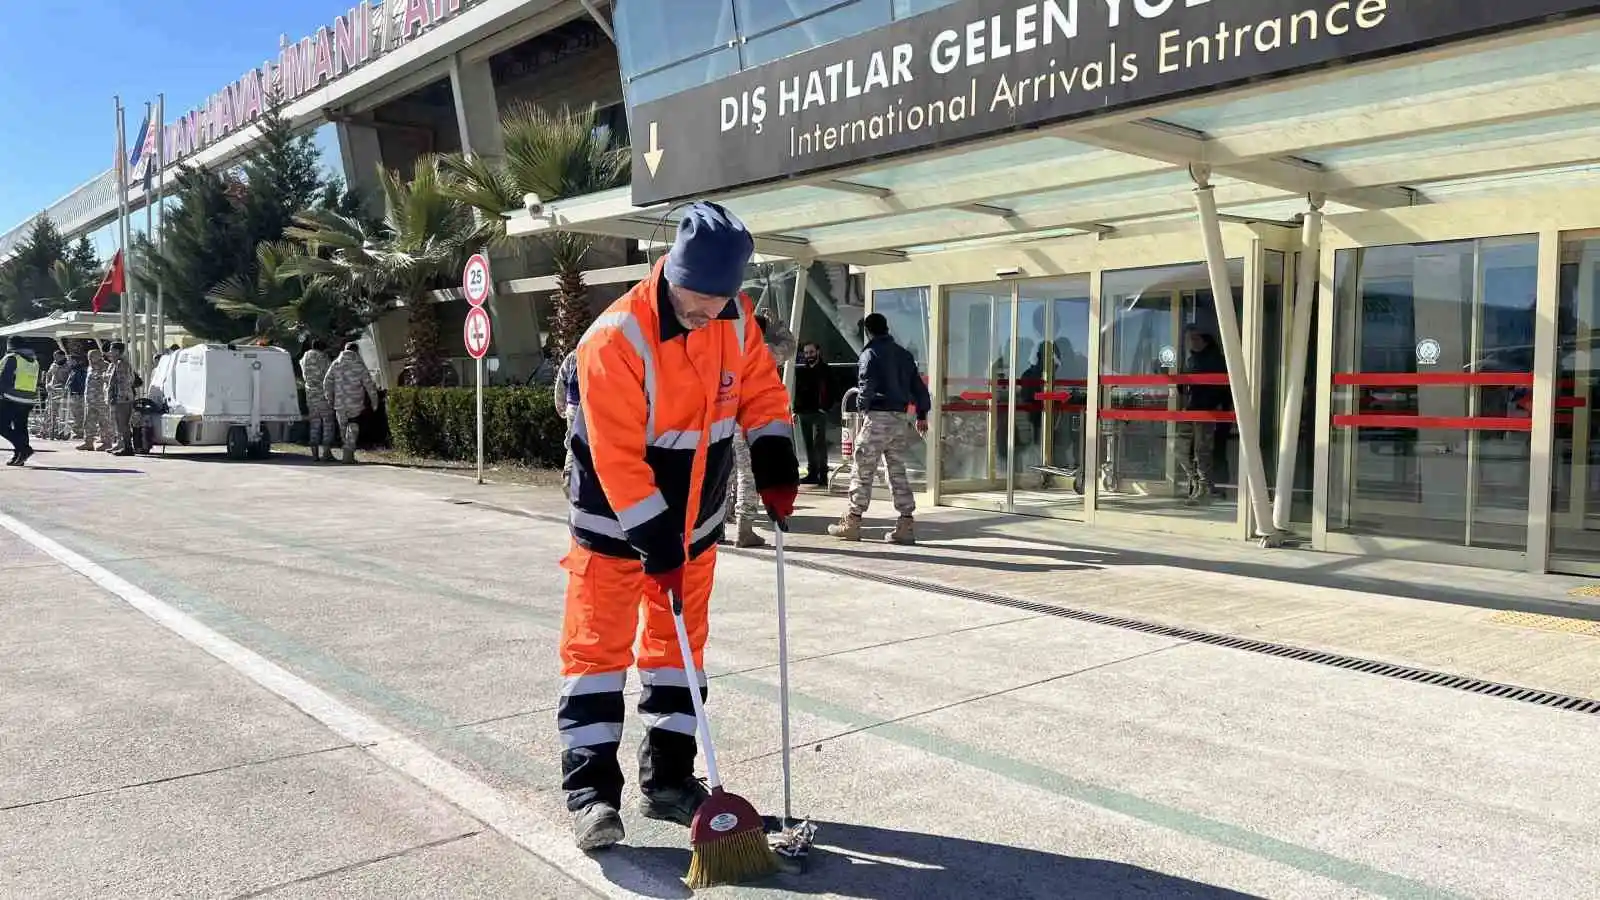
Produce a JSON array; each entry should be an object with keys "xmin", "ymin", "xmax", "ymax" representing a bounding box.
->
[{"xmin": 91, "ymin": 251, "xmax": 125, "ymax": 313}]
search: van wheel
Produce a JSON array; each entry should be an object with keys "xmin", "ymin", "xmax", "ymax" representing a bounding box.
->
[
  {"xmin": 248, "ymin": 428, "xmax": 272, "ymax": 460},
  {"xmin": 226, "ymin": 426, "xmax": 250, "ymax": 460}
]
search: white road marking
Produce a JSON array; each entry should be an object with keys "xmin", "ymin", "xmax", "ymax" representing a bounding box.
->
[{"xmin": 0, "ymin": 511, "xmax": 679, "ymax": 900}]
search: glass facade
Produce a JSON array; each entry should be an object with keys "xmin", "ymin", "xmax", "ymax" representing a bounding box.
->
[
  {"xmin": 866, "ymin": 286, "xmax": 931, "ymax": 476},
  {"xmin": 1097, "ymin": 260, "xmax": 1245, "ymax": 523},
  {"xmin": 1329, "ymin": 237, "xmax": 1538, "ymax": 553},
  {"xmin": 938, "ymin": 276, "xmax": 1091, "ymax": 518},
  {"xmin": 1551, "ymin": 231, "xmax": 1600, "ymax": 568},
  {"xmin": 614, "ymin": 0, "xmax": 964, "ymax": 104}
]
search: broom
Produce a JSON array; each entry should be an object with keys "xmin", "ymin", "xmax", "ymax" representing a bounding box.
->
[{"xmin": 667, "ymin": 588, "xmax": 780, "ymax": 888}]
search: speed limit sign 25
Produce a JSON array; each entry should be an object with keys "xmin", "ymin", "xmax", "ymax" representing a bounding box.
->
[{"xmin": 463, "ymin": 254, "xmax": 492, "ymax": 307}]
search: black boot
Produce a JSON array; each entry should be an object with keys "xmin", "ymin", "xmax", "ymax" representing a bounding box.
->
[
  {"xmin": 638, "ymin": 732, "xmax": 709, "ymax": 826},
  {"xmin": 571, "ymin": 802, "xmax": 625, "ymax": 850}
]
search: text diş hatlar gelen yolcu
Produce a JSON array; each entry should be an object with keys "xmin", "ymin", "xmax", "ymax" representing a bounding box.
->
[{"xmin": 714, "ymin": 0, "xmax": 1390, "ymax": 157}]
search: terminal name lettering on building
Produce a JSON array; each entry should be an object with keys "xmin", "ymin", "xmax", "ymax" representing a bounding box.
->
[
  {"xmin": 717, "ymin": 0, "xmax": 1390, "ymax": 160},
  {"xmin": 163, "ymin": 0, "xmax": 469, "ymax": 165}
]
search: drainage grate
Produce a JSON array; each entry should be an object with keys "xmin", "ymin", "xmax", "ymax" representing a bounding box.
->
[{"xmin": 760, "ymin": 552, "xmax": 1600, "ymax": 717}]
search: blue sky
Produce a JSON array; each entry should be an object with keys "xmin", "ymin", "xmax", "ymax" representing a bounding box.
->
[{"xmin": 0, "ymin": 0, "xmax": 346, "ymax": 253}]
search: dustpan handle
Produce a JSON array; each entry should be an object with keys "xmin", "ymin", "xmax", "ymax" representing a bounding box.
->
[{"xmin": 669, "ymin": 589, "xmax": 722, "ymax": 791}]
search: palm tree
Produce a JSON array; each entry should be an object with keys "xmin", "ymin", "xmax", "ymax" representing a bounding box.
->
[
  {"xmin": 440, "ymin": 102, "xmax": 629, "ymax": 359},
  {"xmin": 207, "ymin": 241, "xmax": 373, "ymax": 347},
  {"xmin": 282, "ymin": 157, "xmax": 487, "ymax": 386}
]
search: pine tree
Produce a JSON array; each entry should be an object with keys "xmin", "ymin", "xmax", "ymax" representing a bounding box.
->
[
  {"xmin": 240, "ymin": 102, "xmax": 326, "ymax": 251},
  {"xmin": 139, "ymin": 166, "xmax": 253, "ymax": 340},
  {"xmin": 0, "ymin": 217, "xmax": 71, "ymax": 322},
  {"xmin": 143, "ymin": 99, "xmax": 338, "ymax": 342}
]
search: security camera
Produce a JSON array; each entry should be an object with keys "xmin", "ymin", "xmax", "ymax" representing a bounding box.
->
[
  {"xmin": 524, "ymin": 193, "xmax": 545, "ymax": 217},
  {"xmin": 995, "ymin": 266, "xmax": 1024, "ymax": 278}
]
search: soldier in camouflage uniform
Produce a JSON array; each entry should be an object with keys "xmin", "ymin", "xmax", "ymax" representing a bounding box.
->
[
  {"xmin": 322, "ymin": 342, "xmax": 379, "ymax": 464},
  {"xmin": 553, "ymin": 349, "xmax": 579, "ymax": 495},
  {"xmin": 66, "ymin": 353, "xmax": 88, "ymax": 441},
  {"xmin": 77, "ymin": 349, "xmax": 113, "ymax": 451},
  {"xmin": 830, "ymin": 314, "xmax": 930, "ymax": 545},
  {"xmin": 40, "ymin": 350, "xmax": 69, "ymax": 439},
  {"xmin": 105, "ymin": 342, "xmax": 137, "ymax": 456},
  {"xmin": 299, "ymin": 340, "xmax": 336, "ymax": 461},
  {"xmin": 725, "ymin": 313, "xmax": 796, "ymax": 548}
]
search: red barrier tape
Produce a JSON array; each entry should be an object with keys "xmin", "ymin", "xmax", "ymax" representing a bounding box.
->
[
  {"xmin": 1100, "ymin": 409, "xmax": 1236, "ymax": 423},
  {"xmin": 1333, "ymin": 372, "xmax": 1533, "ymax": 387},
  {"xmin": 1332, "ymin": 414, "xmax": 1532, "ymax": 431}
]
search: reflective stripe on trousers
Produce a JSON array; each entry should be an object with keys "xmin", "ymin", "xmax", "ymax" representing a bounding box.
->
[{"xmin": 557, "ymin": 541, "xmax": 716, "ymax": 809}]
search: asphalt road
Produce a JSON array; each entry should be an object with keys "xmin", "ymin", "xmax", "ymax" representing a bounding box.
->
[{"xmin": 2, "ymin": 442, "xmax": 1596, "ymax": 899}]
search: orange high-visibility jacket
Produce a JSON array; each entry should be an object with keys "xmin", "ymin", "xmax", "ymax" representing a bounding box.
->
[{"xmin": 568, "ymin": 260, "xmax": 798, "ymax": 572}]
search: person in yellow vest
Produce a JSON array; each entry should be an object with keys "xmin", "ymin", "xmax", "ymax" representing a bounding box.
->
[{"xmin": 0, "ymin": 338, "xmax": 41, "ymax": 466}]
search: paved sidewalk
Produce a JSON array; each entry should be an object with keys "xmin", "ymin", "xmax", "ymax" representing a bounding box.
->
[
  {"xmin": 2, "ymin": 444, "xmax": 1598, "ymax": 899},
  {"xmin": 0, "ymin": 534, "xmax": 587, "ymax": 899},
  {"xmin": 441, "ymin": 476, "xmax": 1600, "ymax": 701}
]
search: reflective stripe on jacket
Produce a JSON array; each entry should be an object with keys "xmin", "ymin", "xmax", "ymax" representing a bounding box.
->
[
  {"xmin": 569, "ymin": 259, "xmax": 797, "ymax": 573},
  {"xmin": 1, "ymin": 353, "xmax": 39, "ymax": 404}
]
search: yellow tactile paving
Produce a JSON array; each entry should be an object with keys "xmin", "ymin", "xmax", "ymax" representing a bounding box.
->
[{"xmin": 1490, "ymin": 609, "xmax": 1600, "ymax": 638}]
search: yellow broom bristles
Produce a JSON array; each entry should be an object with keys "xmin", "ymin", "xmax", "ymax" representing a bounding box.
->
[{"xmin": 685, "ymin": 829, "xmax": 780, "ymax": 889}]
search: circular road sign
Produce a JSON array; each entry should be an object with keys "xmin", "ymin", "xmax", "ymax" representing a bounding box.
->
[
  {"xmin": 463, "ymin": 253, "xmax": 492, "ymax": 307},
  {"xmin": 464, "ymin": 306, "xmax": 492, "ymax": 360}
]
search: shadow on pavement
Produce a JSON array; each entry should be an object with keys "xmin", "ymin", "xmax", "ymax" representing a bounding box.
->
[
  {"xmin": 597, "ymin": 821, "xmax": 1263, "ymax": 899},
  {"xmin": 781, "ymin": 541, "xmax": 1100, "ymax": 575},
  {"xmin": 22, "ymin": 466, "xmax": 143, "ymax": 475},
  {"xmin": 805, "ymin": 509, "xmax": 1600, "ymax": 623}
]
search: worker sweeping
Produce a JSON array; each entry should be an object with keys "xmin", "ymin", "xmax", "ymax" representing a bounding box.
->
[{"xmin": 558, "ymin": 201, "xmax": 799, "ymax": 856}]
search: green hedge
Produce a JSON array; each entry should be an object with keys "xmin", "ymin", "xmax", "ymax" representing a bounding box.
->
[{"xmin": 386, "ymin": 387, "xmax": 565, "ymax": 467}]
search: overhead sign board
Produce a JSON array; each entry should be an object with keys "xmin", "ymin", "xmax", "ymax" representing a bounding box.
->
[{"xmin": 630, "ymin": 0, "xmax": 1600, "ymax": 205}]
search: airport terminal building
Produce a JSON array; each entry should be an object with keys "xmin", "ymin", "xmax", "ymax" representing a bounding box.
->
[{"xmin": 11, "ymin": 0, "xmax": 1600, "ymax": 577}]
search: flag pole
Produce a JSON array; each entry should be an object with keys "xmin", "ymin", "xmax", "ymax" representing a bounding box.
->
[
  {"xmin": 142, "ymin": 100, "xmax": 154, "ymax": 372},
  {"xmin": 115, "ymin": 97, "xmax": 130, "ymax": 349},
  {"xmin": 155, "ymin": 93, "xmax": 166, "ymax": 357}
]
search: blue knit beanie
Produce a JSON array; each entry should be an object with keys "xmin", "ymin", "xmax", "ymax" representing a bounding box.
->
[{"xmin": 664, "ymin": 201, "xmax": 754, "ymax": 298}]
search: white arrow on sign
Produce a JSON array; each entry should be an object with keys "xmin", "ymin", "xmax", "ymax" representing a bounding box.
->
[{"xmin": 643, "ymin": 122, "xmax": 663, "ymax": 177}]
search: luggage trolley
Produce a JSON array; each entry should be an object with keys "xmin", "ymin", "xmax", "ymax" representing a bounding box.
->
[{"xmin": 828, "ymin": 387, "xmax": 863, "ymax": 494}]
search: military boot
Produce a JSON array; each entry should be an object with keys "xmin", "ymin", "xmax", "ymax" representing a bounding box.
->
[
  {"xmin": 341, "ymin": 445, "xmax": 357, "ymax": 464},
  {"xmin": 735, "ymin": 518, "xmax": 766, "ymax": 548},
  {"xmin": 638, "ymin": 777, "xmax": 711, "ymax": 827},
  {"xmin": 309, "ymin": 445, "xmax": 322, "ymax": 462},
  {"xmin": 890, "ymin": 516, "xmax": 916, "ymax": 545},
  {"xmin": 76, "ymin": 441, "xmax": 94, "ymax": 451},
  {"xmin": 828, "ymin": 513, "xmax": 862, "ymax": 542},
  {"xmin": 571, "ymin": 802, "xmax": 625, "ymax": 851}
]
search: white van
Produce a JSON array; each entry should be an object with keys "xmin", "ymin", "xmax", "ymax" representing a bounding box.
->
[{"xmin": 133, "ymin": 344, "xmax": 302, "ymax": 459}]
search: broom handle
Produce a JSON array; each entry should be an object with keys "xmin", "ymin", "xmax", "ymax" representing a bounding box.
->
[
  {"xmin": 669, "ymin": 589, "xmax": 722, "ymax": 791},
  {"xmin": 773, "ymin": 518, "xmax": 793, "ymax": 824}
]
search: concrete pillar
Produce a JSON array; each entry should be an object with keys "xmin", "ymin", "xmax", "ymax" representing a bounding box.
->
[
  {"xmin": 1272, "ymin": 197, "xmax": 1325, "ymax": 532},
  {"xmin": 450, "ymin": 52, "xmax": 543, "ymax": 382},
  {"xmin": 1192, "ymin": 166, "xmax": 1276, "ymax": 538},
  {"xmin": 335, "ymin": 121, "xmax": 384, "ymax": 215}
]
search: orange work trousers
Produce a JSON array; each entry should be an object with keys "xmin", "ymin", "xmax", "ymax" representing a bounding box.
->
[
  {"xmin": 558, "ymin": 542, "xmax": 717, "ymax": 677},
  {"xmin": 557, "ymin": 541, "xmax": 718, "ymax": 810}
]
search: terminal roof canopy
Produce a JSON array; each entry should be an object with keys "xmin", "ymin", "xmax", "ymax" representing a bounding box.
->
[{"xmin": 508, "ymin": 17, "xmax": 1600, "ymax": 264}]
